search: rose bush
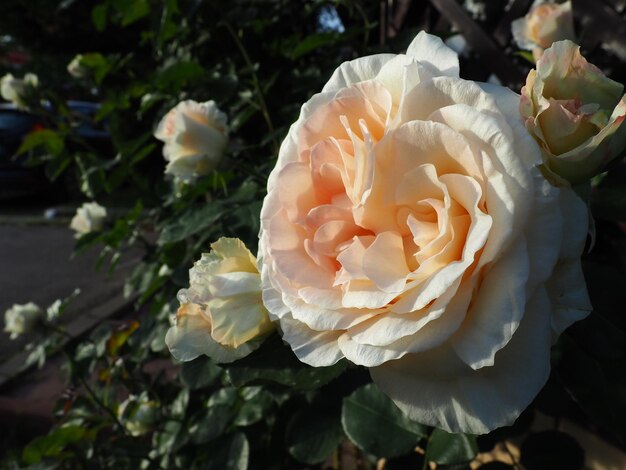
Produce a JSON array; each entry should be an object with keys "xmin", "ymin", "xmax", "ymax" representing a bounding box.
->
[
  {"xmin": 166, "ymin": 237, "xmax": 274, "ymax": 363},
  {"xmin": 512, "ymin": 1, "xmax": 575, "ymax": 61},
  {"xmin": 521, "ymin": 40, "xmax": 626, "ymax": 184},
  {"xmin": 154, "ymin": 100, "xmax": 229, "ymax": 182},
  {"xmin": 258, "ymin": 32, "xmax": 591, "ymax": 433}
]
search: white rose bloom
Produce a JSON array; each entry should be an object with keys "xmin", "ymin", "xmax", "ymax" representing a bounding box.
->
[
  {"xmin": 154, "ymin": 100, "xmax": 228, "ymax": 182},
  {"xmin": 166, "ymin": 237, "xmax": 274, "ymax": 364},
  {"xmin": 257, "ymin": 31, "xmax": 591, "ymax": 434},
  {"xmin": 70, "ymin": 202, "xmax": 107, "ymax": 235},
  {"xmin": 4, "ymin": 302, "xmax": 44, "ymax": 339},
  {"xmin": 0, "ymin": 73, "xmax": 39, "ymax": 109}
]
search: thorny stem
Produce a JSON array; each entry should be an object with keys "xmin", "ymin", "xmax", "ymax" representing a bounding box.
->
[{"xmin": 221, "ymin": 21, "xmax": 280, "ymax": 155}]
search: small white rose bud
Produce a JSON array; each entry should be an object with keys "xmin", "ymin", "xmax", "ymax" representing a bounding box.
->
[
  {"xmin": 0, "ymin": 73, "xmax": 39, "ymax": 110},
  {"xmin": 70, "ymin": 202, "xmax": 107, "ymax": 236},
  {"xmin": 154, "ymin": 100, "xmax": 228, "ymax": 182},
  {"xmin": 4, "ymin": 302, "xmax": 44, "ymax": 339}
]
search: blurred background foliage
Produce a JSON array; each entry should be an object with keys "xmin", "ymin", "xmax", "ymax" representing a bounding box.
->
[{"xmin": 0, "ymin": 0, "xmax": 625, "ymax": 469}]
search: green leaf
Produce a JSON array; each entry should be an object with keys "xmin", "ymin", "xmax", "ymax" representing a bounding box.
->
[
  {"xmin": 591, "ymin": 183, "xmax": 626, "ymax": 221},
  {"xmin": 113, "ymin": 0, "xmax": 151, "ymax": 26},
  {"xmin": 158, "ymin": 203, "xmax": 224, "ymax": 244},
  {"xmin": 234, "ymin": 387, "xmax": 274, "ymax": 426},
  {"xmin": 22, "ymin": 425, "xmax": 86, "ymax": 464},
  {"xmin": 180, "ymin": 356, "xmax": 222, "ymax": 390},
  {"xmin": 425, "ymin": 428, "xmax": 478, "ymax": 466},
  {"xmin": 203, "ymin": 432, "xmax": 249, "ymax": 470},
  {"xmin": 92, "ymin": 4, "xmax": 108, "ymax": 31},
  {"xmin": 18, "ymin": 130, "xmax": 64, "ymax": 156},
  {"xmin": 190, "ymin": 405, "xmax": 233, "ymax": 444},
  {"xmin": 286, "ymin": 407, "xmax": 342, "ymax": 464},
  {"xmin": 520, "ymin": 431, "xmax": 584, "ymax": 470},
  {"xmin": 224, "ymin": 336, "xmax": 346, "ymax": 390},
  {"xmin": 155, "ymin": 60, "xmax": 205, "ymax": 91},
  {"xmin": 170, "ymin": 388, "xmax": 189, "ymax": 418},
  {"xmin": 154, "ymin": 420, "xmax": 183, "ymax": 455},
  {"xmin": 342, "ymin": 383, "xmax": 427, "ymax": 458},
  {"xmin": 291, "ymin": 32, "xmax": 342, "ymax": 59}
]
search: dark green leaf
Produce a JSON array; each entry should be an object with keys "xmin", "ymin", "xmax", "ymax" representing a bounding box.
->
[
  {"xmin": 92, "ymin": 4, "xmax": 108, "ymax": 31},
  {"xmin": 158, "ymin": 203, "xmax": 223, "ymax": 244},
  {"xmin": 291, "ymin": 32, "xmax": 342, "ymax": 59},
  {"xmin": 342, "ymin": 383, "xmax": 426, "ymax": 458},
  {"xmin": 591, "ymin": 183, "xmax": 626, "ymax": 221},
  {"xmin": 286, "ymin": 407, "xmax": 342, "ymax": 464},
  {"xmin": 180, "ymin": 356, "xmax": 222, "ymax": 390},
  {"xmin": 224, "ymin": 336, "xmax": 346, "ymax": 390},
  {"xmin": 203, "ymin": 432, "xmax": 249, "ymax": 470},
  {"xmin": 190, "ymin": 405, "xmax": 232, "ymax": 444},
  {"xmin": 235, "ymin": 387, "xmax": 274, "ymax": 426},
  {"xmin": 18, "ymin": 130, "xmax": 64, "ymax": 156},
  {"xmin": 425, "ymin": 429, "xmax": 478, "ymax": 466},
  {"xmin": 155, "ymin": 61, "xmax": 205, "ymax": 91},
  {"xmin": 22, "ymin": 426, "xmax": 86, "ymax": 464},
  {"xmin": 520, "ymin": 431, "xmax": 584, "ymax": 470}
]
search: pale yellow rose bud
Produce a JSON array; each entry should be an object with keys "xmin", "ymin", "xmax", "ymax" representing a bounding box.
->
[
  {"xmin": 165, "ymin": 237, "xmax": 274, "ymax": 363},
  {"xmin": 67, "ymin": 55, "xmax": 87, "ymax": 79},
  {"xmin": 117, "ymin": 394, "xmax": 159, "ymax": 437},
  {"xmin": 70, "ymin": 202, "xmax": 107, "ymax": 236},
  {"xmin": 0, "ymin": 73, "xmax": 39, "ymax": 110},
  {"xmin": 154, "ymin": 100, "xmax": 228, "ymax": 182},
  {"xmin": 512, "ymin": 1, "xmax": 575, "ymax": 61},
  {"xmin": 520, "ymin": 40, "xmax": 626, "ymax": 184},
  {"xmin": 4, "ymin": 302, "xmax": 44, "ymax": 339}
]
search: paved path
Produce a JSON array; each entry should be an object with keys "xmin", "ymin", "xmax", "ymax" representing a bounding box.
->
[{"xmin": 0, "ymin": 223, "xmax": 136, "ymax": 382}]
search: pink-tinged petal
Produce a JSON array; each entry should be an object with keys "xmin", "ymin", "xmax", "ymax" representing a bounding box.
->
[
  {"xmin": 371, "ymin": 286, "xmax": 552, "ymax": 434},
  {"xmin": 347, "ymin": 276, "xmax": 468, "ymax": 347},
  {"xmin": 286, "ymin": 291, "xmax": 378, "ymax": 331},
  {"xmin": 279, "ymin": 317, "xmax": 344, "ymax": 366},
  {"xmin": 340, "ymin": 280, "xmax": 398, "ymax": 309},
  {"xmin": 547, "ymin": 188, "xmax": 591, "ymax": 335},
  {"xmin": 335, "ymin": 235, "xmax": 375, "ymax": 285},
  {"xmin": 362, "ymin": 231, "xmax": 410, "ymax": 294},
  {"xmin": 276, "ymin": 162, "xmax": 319, "ymax": 223},
  {"xmin": 538, "ymin": 40, "xmax": 623, "ymax": 110},
  {"xmin": 405, "ymin": 31, "xmax": 460, "ymax": 78},
  {"xmin": 451, "ymin": 237, "xmax": 529, "ymax": 370},
  {"xmin": 322, "ymin": 54, "xmax": 396, "ymax": 93}
]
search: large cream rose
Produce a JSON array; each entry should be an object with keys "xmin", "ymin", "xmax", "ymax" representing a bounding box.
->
[{"xmin": 258, "ymin": 32, "xmax": 591, "ymax": 433}]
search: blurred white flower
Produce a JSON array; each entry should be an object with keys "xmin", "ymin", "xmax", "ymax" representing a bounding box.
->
[
  {"xmin": 154, "ymin": 100, "xmax": 228, "ymax": 181},
  {"xmin": 0, "ymin": 73, "xmax": 39, "ymax": 109},
  {"xmin": 4, "ymin": 302, "xmax": 44, "ymax": 339},
  {"xmin": 67, "ymin": 54, "xmax": 87, "ymax": 78},
  {"xmin": 70, "ymin": 202, "xmax": 107, "ymax": 236},
  {"xmin": 512, "ymin": 1, "xmax": 575, "ymax": 61}
]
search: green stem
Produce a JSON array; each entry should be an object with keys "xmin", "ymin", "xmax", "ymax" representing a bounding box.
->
[
  {"xmin": 61, "ymin": 349, "xmax": 128, "ymax": 434},
  {"xmin": 221, "ymin": 21, "xmax": 280, "ymax": 155}
]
